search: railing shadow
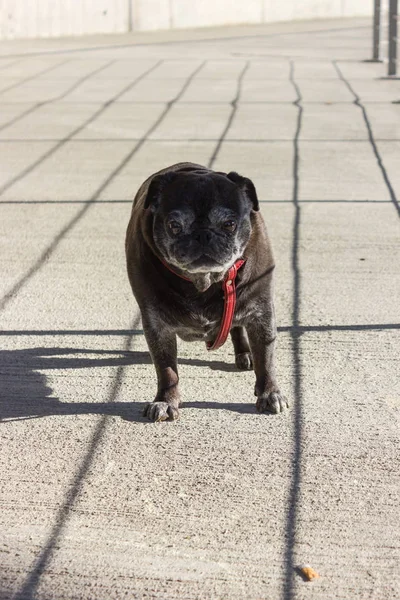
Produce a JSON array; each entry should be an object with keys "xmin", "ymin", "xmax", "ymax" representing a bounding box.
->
[{"xmin": 0, "ymin": 346, "xmax": 242, "ymax": 423}]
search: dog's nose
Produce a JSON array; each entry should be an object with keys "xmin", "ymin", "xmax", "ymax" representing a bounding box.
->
[{"xmin": 194, "ymin": 229, "xmax": 212, "ymax": 246}]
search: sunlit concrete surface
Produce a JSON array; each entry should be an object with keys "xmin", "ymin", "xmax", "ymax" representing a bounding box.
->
[{"xmin": 0, "ymin": 17, "xmax": 399, "ymax": 600}]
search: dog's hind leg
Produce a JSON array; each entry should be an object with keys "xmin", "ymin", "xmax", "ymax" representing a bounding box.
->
[{"xmin": 231, "ymin": 326, "xmax": 253, "ymax": 370}]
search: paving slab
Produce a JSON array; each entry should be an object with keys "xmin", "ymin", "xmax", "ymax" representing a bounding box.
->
[
  {"xmin": 347, "ymin": 78, "xmax": 400, "ymax": 103},
  {"xmin": 179, "ymin": 78, "xmax": 238, "ymax": 102},
  {"xmin": 0, "ymin": 140, "xmax": 56, "ymax": 189},
  {"xmin": 0, "ymin": 203, "xmax": 132, "ymax": 328},
  {"xmin": 299, "ymin": 203, "xmax": 400, "ymax": 326},
  {"xmin": 0, "ymin": 203, "xmax": 83, "ymax": 299},
  {"xmin": 117, "ymin": 77, "xmax": 189, "ymax": 102},
  {"xmin": 0, "ymin": 140, "xmax": 135, "ymax": 201},
  {"xmin": 213, "ymin": 141, "xmax": 294, "ymax": 200},
  {"xmin": 241, "ymin": 79, "xmax": 297, "ymax": 102},
  {"xmin": 245, "ymin": 60, "xmax": 291, "ymax": 79},
  {"xmin": 296, "ymin": 78, "xmax": 354, "ymax": 102},
  {"xmin": 0, "ymin": 103, "xmax": 101, "ymax": 140},
  {"xmin": 0, "ymin": 102, "xmax": 36, "ymax": 128},
  {"xmin": 195, "ymin": 59, "xmax": 247, "ymax": 79},
  {"xmin": 93, "ymin": 59, "xmax": 159, "ymax": 79},
  {"xmin": 0, "ymin": 58, "xmax": 21, "ymax": 69},
  {"xmin": 365, "ymin": 104, "xmax": 400, "ymax": 139},
  {"xmin": 375, "ymin": 140, "xmax": 400, "ymax": 199},
  {"xmin": 299, "ymin": 141, "xmax": 391, "ymax": 200},
  {"xmin": 226, "ymin": 104, "xmax": 298, "ymax": 139},
  {"xmin": 147, "ymin": 103, "xmax": 232, "ymax": 140},
  {"xmin": 146, "ymin": 60, "xmax": 204, "ymax": 79},
  {"xmin": 73, "ymin": 102, "xmax": 166, "ymax": 140},
  {"xmin": 0, "ymin": 57, "xmax": 67, "ymax": 78},
  {"xmin": 300, "ymin": 103, "xmax": 367, "ymax": 140},
  {"xmin": 291, "ymin": 60, "xmax": 338, "ymax": 78},
  {"xmin": 291, "ymin": 329, "xmax": 400, "ymax": 599},
  {"xmin": 0, "ymin": 78, "xmax": 22, "ymax": 92},
  {"xmin": 259, "ymin": 204, "xmax": 294, "ymax": 326},
  {"xmin": 35, "ymin": 59, "xmax": 112, "ymax": 79},
  {"xmin": 61, "ymin": 77, "xmax": 146, "ymax": 103},
  {"xmin": 0, "ymin": 79, "xmax": 90, "ymax": 103}
]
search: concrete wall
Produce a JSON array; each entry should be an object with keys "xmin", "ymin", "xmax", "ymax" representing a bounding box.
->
[
  {"xmin": 0, "ymin": 0, "xmax": 372, "ymax": 39},
  {"xmin": 0, "ymin": 0, "xmax": 130, "ymax": 38}
]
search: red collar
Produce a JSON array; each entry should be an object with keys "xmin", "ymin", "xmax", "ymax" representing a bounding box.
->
[{"xmin": 160, "ymin": 257, "xmax": 246, "ymax": 351}]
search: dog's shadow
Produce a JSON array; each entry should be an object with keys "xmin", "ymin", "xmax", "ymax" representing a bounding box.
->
[{"xmin": 0, "ymin": 347, "xmax": 256, "ymax": 423}]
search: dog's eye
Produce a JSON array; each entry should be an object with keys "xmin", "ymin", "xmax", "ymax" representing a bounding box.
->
[
  {"xmin": 168, "ymin": 221, "xmax": 182, "ymax": 235},
  {"xmin": 222, "ymin": 220, "xmax": 237, "ymax": 232}
]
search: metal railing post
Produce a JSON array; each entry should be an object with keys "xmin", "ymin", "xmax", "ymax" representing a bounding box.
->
[
  {"xmin": 373, "ymin": 0, "xmax": 382, "ymax": 60},
  {"xmin": 388, "ymin": 0, "xmax": 398, "ymax": 75}
]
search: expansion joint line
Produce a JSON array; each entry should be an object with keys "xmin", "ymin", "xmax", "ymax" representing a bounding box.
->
[
  {"xmin": 283, "ymin": 59, "xmax": 304, "ymax": 600},
  {"xmin": 289, "ymin": 59, "xmax": 303, "ymax": 330},
  {"xmin": 333, "ymin": 61, "xmax": 400, "ymax": 219}
]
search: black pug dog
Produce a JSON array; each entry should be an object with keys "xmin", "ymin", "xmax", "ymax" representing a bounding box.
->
[{"xmin": 125, "ymin": 162, "xmax": 287, "ymax": 421}]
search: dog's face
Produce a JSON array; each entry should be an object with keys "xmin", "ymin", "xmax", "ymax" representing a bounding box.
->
[{"xmin": 144, "ymin": 170, "xmax": 259, "ymax": 274}]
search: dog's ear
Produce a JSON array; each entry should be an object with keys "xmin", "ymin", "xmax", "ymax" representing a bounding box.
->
[
  {"xmin": 226, "ymin": 171, "xmax": 259, "ymax": 212},
  {"xmin": 144, "ymin": 171, "xmax": 177, "ymax": 211}
]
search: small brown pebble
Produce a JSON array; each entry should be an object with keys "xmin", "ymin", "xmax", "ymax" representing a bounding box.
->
[{"xmin": 299, "ymin": 565, "xmax": 320, "ymax": 581}]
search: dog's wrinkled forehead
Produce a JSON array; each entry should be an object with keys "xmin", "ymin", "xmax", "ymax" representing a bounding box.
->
[
  {"xmin": 144, "ymin": 168, "xmax": 259, "ymax": 214},
  {"xmin": 160, "ymin": 173, "xmax": 240, "ymax": 215}
]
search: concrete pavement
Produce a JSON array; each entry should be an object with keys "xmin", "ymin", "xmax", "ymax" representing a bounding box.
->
[{"xmin": 0, "ymin": 17, "xmax": 399, "ymax": 600}]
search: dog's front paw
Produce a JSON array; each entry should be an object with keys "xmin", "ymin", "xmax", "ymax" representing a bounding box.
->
[
  {"xmin": 143, "ymin": 401, "xmax": 179, "ymax": 422},
  {"xmin": 256, "ymin": 391, "xmax": 288, "ymax": 414},
  {"xmin": 235, "ymin": 352, "xmax": 253, "ymax": 371}
]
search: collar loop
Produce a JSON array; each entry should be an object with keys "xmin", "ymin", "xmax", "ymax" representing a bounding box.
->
[
  {"xmin": 160, "ymin": 257, "xmax": 246, "ymax": 351},
  {"xmin": 206, "ymin": 259, "xmax": 245, "ymax": 351}
]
